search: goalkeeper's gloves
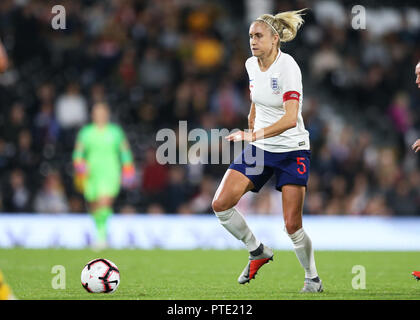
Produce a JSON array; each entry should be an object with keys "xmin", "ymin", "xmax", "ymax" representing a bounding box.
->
[
  {"xmin": 73, "ymin": 160, "xmax": 87, "ymax": 193},
  {"xmin": 74, "ymin": 160, "xmax": 87, "ymax": 175},
  {"xmin": 122, "ymin": 164, "xmax": 136, "ymax": 189}
]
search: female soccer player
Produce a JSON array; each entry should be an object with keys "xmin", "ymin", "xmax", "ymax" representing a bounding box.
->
[
  {"xmin": 411, "ymin": 61, "xmax": 420, "ymax": 280},
  {"xmin": 212, "ymin": 9, "xmax": 323, "ymax": 292},
  {"xmin": 411, "ymin": 62, "xmax": 420, "ymax": 152},
  {"xmin": 73, "ymin": 102, "xmax": 136, "ymax": 249}
]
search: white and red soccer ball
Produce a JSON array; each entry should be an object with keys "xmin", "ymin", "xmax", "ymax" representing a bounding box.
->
[{"xmin": 81, "ymin": 259, "xmax": 120, "ymax": 293}]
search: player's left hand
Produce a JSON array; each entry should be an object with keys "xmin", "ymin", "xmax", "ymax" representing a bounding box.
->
[
  {"xmin": 122, "ymin": 164, "xmax": 136, "ymax": 189},
  {"xmin": 225, "ymin": 130, "xmax": 255, "ymax": 142},
  {"xmin": 412, "ymin": 139, "xmax": 420, "ymax": 153}
]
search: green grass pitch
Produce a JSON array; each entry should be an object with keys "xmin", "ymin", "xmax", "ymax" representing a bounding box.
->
[{"xmin": 1, "ymin": 249, "xmax": 419, "ymax": 300}]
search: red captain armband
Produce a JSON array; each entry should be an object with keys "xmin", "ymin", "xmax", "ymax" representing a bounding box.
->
[{"xmin": 283, "ymin": 91, "xmax": 300, "ymax": 102}]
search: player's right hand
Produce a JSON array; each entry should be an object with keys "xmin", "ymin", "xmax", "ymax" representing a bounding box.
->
[
  {"xmin": 73, "ymin": 161, "xmax": 87, "ymax": 193},
  {"xmin": 74, "ymin": 174, "xmax": 86, "ymax": 193},
  {"xmin": 412, "ymin": 139, "xmax": 420, "ymax": 153},
  {"xmin": 74, "ymin": 160, "xmax": 87, "ymax": 175}
]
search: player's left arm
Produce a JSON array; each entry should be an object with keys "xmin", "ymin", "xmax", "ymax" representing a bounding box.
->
[
  {"xmin": 0, "ymin": 40, "xmax": 9, "ymax": 73},
  {"xmin": 412, "ymin": 139, "xmax": 420, "ymax": 153},
  {"xmin": 251, "ymin": 99, "xmax": 298, "ymax": 141},
  {"xmin": 119, "ymin": 132, "xmax": 136, "ymax": 188},
  {"xmin": 226, "ymin": 99, "xmax": 298, "ymax": 142}
]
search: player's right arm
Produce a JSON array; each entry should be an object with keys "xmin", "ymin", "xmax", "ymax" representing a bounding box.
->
[
  {"xmin": 0, "ymin": 40, "xmax": 9, "ymax": 73},
  {"xmin": 72, "ymin": 128, "xmax": 88, "ymax": 192},
  {"xmin": 72, "ymin": 128, "xmax": 86, "ymax": 166},
  {"xmin": 412, "ymin": 139, "xmax": 420, "ymax": 153},
  {"xmin": 245, "ymin": 58, "xmax": 255, "ymax": 132},
  {"xmin": 248, "ymin": 102, "xmax": 256, "ymax": 132}
]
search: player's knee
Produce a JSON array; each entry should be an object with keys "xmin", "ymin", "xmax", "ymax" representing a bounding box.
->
[
  {"xmin": 212, "ymin": 196, "xmax": 236, "ymax": 213},
  {"xmin": 211, "ymin": 198, "xmax": 227, "ymax": 213},
  {"xmin": 97, "ymin": 197, "xmax": 113, "ymax": 208},
  {"xmin": 284, "ymin": 220, "xmax": 302, "ymax": 235}
]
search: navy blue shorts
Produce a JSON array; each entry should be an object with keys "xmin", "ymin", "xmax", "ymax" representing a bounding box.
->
[{"xmin": 229, "ymin": 144, "xmax": 310, "ymax": 192}]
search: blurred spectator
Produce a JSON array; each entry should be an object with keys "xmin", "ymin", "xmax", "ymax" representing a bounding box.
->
[
  {"xmin": 0, "ymin": 138, "xmax": 13, "ymax": 170},
  {"xmin": 146, "ymin": 203, "xmax": 165, "ymax": 215},
  {"xmin": 310, "ymin": 41, "xmax": 342, "ymax": 83},
  {"xmin": 36, "ymin": 83, "xmax": 55, "ymax": 109},
  {"xmin": 305, "ymin": 192, "xmax": 325, "ymax": 215},
  {"xmin": 34, "ymin": 171, "xmax": 69, "ymax": 214},
  {"xmin": 253, "ymin": 189, "xmax": 273, "ymax": 215},
  {"xmin": 140, "ymin": 147, "xmax": 169, "ymax": 201},
  {"xmin": 210, "ymin": 77, "xmax": 245, "ymax": 127},
  {"xmin": 388, "ymin": 91, "xmax": 412, "ymax": 156},
  {"xmin": 2, "ymin": 102, "xmax": 27, "ymax": 146},
  {"xmin": 55, "ymin": 82, "xmax": 88, "ymax": 150},
  {"xmin": 55, "ymin": 83, "xmax": 88, "ymax": 130},
  {"xmin": 192, "ymin": 36, "xmax": 224, "ymax": 70},
  {"xmin": 364, "ymin": 194, "xmax": 393, "ymax": 216},
  {"xmin": 33, "ymin": 102, "xmax": 60, "ymax": 147},
  {"xmin": 119, "ymin": 205, "xmax": 137, "ymax": 214},
  {"xmin": 68, "ymin": 195, "xmax": 85, "ymax": 213},
  {"xmin": 190, "ymin": 175, "xmax": 216, "ymax": 214},
  {"xmin": 387, "ymin": 180, "xmax": 418, "ymax": 216},
  {"xmin": 302, "ymin": 97, "xmax": 325, "ymax": 150},
  {"xmin": 93, "ymin": 19, "xmax": 126, "ymax": 79},
  {"xmin": 346, "ymin": 173, "xmax": 370, "ymax": 215},
  {"xmin": 164, "ymin": 165, "xmax": 192, "ymax": 213},
  {"xmin": 138, "ymin": 47, "xmax": 173, "ymax": 91},
  {"xmin": 118, "ymin": 47, "xmax": 138, "ymax": 89},
  {"xmin": 89, "ymin": 83, "xmax": 107, "ymax": 105},
  {"xmin": 2, "ymin": 169, "xmax": 32, "ymax": 213},
  {"xmin": 15, "ymin": 129, "xmax": 39, "ymax": 173},
  {"xmin": 177, "ymin": 202, "xmax": 194, "ymax": 215}
]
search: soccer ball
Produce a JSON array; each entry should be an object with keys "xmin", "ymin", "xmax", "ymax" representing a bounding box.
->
[{"xmin": 81, "ymin": 258, "xmax": 120, "ymax": 293}]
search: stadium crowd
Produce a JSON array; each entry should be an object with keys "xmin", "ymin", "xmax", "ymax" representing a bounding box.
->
[{"xmin": 0, "ymin": 0, "xmax": 419, "ymax": 216}]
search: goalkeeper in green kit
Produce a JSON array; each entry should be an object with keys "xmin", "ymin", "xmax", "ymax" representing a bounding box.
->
[{"xmin": 72, "ymin": 102, "xmax": 136, "ymax": 249}]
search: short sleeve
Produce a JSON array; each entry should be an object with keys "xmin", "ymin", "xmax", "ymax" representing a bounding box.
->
[
  {"xmin": 245, "ymin": 58, "xmax": 254, "ymax": 100},
  {"xmin": 245, "ymin": 57, "xmax": 253, "ymax": 79},
  {"xmin": 281, "ymin": 57, "xmax": 302, "ymax": 101},
  {"xmin": 113, "ymin": 125, "xmax": 125, "ymax": 145},
  {"xmin": 73, "ymin": 126, "xmax": 89, "ymax": 160},
  {"xmin": 77, "ymin": 126, "xmax": 89, "ymax": 145}
]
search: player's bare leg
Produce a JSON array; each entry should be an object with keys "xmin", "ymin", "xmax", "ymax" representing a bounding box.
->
[
  {"xmin": 212, "ymin": 169, "xmax": 273, "ymax": 284},
  {"xmin": 282, "ymin": 184, "xmax": 323, "ymax": 292}
]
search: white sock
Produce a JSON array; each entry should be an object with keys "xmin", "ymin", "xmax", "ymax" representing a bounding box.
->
[
  {"xmin": 287, "ymin": 228, "xmax": 318, "ymax": 279},
  {"xmin": 215, "ymin": 207, "xmax": 261, "ymax": 252}
]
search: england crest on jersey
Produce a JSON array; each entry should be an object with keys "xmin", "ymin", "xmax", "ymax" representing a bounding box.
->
[{"xmin": 270, "ymin": 76, "xmax": 280, "ymax": 94}]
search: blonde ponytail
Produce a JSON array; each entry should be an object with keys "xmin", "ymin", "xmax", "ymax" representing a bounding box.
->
[{"xmin": 256, "ymin": 9, "xmax": 306, "ymax": 47}]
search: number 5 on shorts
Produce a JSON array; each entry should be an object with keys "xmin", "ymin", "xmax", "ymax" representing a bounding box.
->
[{"xmin": 296, "ymin": 157, "xmax": 306, "ymax": 175}]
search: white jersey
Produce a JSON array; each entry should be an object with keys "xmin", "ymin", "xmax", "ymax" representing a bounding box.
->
[{"xmin": 246, "ymin": 50, "xmax": 310, "ymax": 153}]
